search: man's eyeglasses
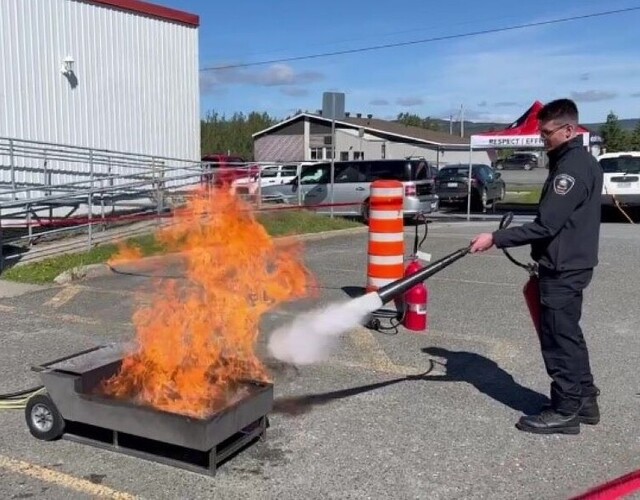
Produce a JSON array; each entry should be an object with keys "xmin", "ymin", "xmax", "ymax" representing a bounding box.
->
[{"xmin": 539, "ymin": 123, "xmax": 570, "ymax": 138}]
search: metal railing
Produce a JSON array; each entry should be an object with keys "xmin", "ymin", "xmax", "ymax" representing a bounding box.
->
[
  {"xmin": 0, "ymin": 136, "xmax": 347, "ymax": 270},
  {"xmin": 0, "ymin": 137, "xmax": 274, "ymax": 268},
  {"xmin": 0, "ymin": 139, "xmax": 456, "ymax": 270}
]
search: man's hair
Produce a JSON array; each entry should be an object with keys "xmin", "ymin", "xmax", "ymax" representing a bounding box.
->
[{"xmin": 537, "ymin": 98, "xmax": 579, "ymax": 124}]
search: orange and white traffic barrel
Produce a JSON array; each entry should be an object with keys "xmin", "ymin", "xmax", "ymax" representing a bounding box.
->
[{"xmin": 366, "ymin": 180, "xmax": 405, "ymax": 292}]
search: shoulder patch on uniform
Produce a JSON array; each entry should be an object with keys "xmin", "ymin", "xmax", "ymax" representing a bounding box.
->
[{"xmin": 553, "ymin": 173, "xmax": 575, "ymax": 195}]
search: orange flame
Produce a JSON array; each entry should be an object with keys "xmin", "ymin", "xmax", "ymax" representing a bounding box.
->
[
  {"xmin": 100, "ymin": 187, "xmax": 314, "ymax": 418},
  {"xmin": 109, "ymin": 242, "xmax": 143, "ymax": 265}
]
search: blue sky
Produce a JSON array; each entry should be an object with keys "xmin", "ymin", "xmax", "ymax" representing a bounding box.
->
[{"xmin": 166, "ymin": 0, "xmax": 640, "ymax": 124}]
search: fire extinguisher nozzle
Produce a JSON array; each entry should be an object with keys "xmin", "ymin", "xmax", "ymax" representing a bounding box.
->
[{"xmin": 376, "ymin": 246, "xmax": 470, "ymax": 304}]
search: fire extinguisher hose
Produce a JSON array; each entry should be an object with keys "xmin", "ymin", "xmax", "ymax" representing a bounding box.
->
[{"xmin": 498, "ymin": 212, "xmax": 537, "ymax": 276}]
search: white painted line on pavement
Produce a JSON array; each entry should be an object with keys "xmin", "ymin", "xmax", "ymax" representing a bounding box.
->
[{"xmin": 0, "ymin": 455, "xmax": 137, "ymax": 499}]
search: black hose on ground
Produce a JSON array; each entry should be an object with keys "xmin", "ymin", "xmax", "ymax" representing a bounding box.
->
[{"xmin": 0, "ymin": 386, "xmax": 44, "ymax": 400}]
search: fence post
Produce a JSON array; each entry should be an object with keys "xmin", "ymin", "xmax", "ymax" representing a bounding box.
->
[
  {"xmin": 9, "ymin": 138, "xmax": 16, "ymax": 196},
  {"xmin": 26, "ymin": 189, "xmax": 32, "ymax": 243},
  {"xmin": 256, "ymin": 165, "xmax": 262, "ymax": 210},
  {"xmin": 152, "ymin": 157, "xmax": 162, "ymax": 224},
  {"xmin": 88, "ymin": 149, "xmax": 94, "ymax": 249},
  {"xmin": 44, "ymin": 150, "xmax": 52, "ymax": 222},
  {"xmin": 297, "ymin": 163, "xmax": 302, "ymax": 208},
  {"xmin": 0, "ymin": 205, "xmax": 4, "ymax": 272},
  {"xmin": 330, "ymin": 161, "xmax": 335, "ymax": 219}
]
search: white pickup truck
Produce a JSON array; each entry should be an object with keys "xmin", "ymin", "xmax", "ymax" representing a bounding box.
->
[{"xmin": 231, "ymin": 163, "xmax": 299, "ymax": 195}]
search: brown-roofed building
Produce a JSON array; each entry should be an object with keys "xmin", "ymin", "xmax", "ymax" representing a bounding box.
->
[{"xmin": 252, "ymin": 112, "xmax": 493, "ymax": 167}]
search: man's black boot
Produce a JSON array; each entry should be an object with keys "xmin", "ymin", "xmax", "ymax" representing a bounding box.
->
[
  {"xmin": 541, "ymin": 392, "xmax": 600, "ymax": 425},
  {"xmin": 515, "ymin": 408, "xmax": 581, "ymax": 435},
  {"xmin": 578, "ymin": 394, "xmax": 600, "ymax": 425}
]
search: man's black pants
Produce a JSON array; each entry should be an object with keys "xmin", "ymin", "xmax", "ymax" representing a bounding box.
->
[{"xmin": 537, "ymin": 266, "xmax": 597, "ymax": 414}]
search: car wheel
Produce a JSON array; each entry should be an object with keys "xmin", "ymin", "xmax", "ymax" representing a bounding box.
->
[
  {"xmin": 361, "ymin": 199, "xmax": 370, "ymax": 224},
  {"xmin": 523, "ymin": 163, "xmax": 532, "ymax": 171},
  {"xmin": 471, "ymin": 188, "xmax": 485, "ymax": 212},
  {"xmin": 499, "ymin": 185, "xmax": 506, "ymax": 201}
]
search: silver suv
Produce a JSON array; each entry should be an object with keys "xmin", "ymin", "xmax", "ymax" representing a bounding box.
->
[{"xmin": 261, "ymin": 159, "xmax": 439, "ymax": 220}]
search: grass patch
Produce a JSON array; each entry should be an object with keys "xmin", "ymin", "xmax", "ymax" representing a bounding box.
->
[
  {"xmin": 257, "ymin": 209, "xmax": 361, "ymax": 237},
  {"xmin": 2, "ymin": 211, "xmax": 362, "ymax": 284},
  {"xmin": 502, "ymin": 186, "xmax": 543, "ymax": 205},
  {"xmin": 1, "ymin": 233, "xmax": 164, "ymax": 285}
]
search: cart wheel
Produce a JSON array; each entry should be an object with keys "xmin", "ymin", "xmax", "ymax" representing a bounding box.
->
[{"xmin": 25, "ymin": 394, "xmax": 65, "ymax": 441}]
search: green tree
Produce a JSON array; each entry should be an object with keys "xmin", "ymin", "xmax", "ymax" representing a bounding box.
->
[
  {"xmin": 200, "ymin": 110, "xmax": 278, "ymax": 160},
  {"xmin": 396, "ymin": 112, "xmax": 423, "ymax": 127},
  {"xmin": 629, "ymin": 121, "xmax": 640, "ymax": 151},
  {"xmin": 396, "ymin": 112, "xmax": 442, "ymax": 132},
  {"xmin": 600, "ymin": 111, "xmax": 630, "ymax": 152}
]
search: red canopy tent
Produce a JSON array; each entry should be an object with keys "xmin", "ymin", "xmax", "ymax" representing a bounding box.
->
[{"xmin": 470, "ymin": 100, "xmax": 590, "ymax": 148}]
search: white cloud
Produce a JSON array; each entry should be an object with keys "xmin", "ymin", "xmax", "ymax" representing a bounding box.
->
[
  {"xmin": 397, "ymin": 97, "xmax": 424, "ymax": 106},
  {"xmin": 370, "ymin": 99, "xmax": 390, "ymax": 106},
  {"xmin": 280, "ymin": 87, "xmax": 309, "ymax": 97},
  {"xmin": 571, "ymin": 90, "xmax": 618, "ymax": 102},
  {"xmin": 200, "ymin": 63, "xmax": 324, "ymax": 94}
]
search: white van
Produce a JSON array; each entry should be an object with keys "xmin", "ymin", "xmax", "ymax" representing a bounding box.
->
[
  {"xmin": 260, "ymin": 159, "xmax": 439, "ymax": 219},
  {"xmin": 598, "ymin": 152, "xmax": 640, "ymax": 208}
]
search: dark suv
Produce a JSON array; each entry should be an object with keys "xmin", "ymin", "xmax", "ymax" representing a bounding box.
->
[
  {"xmin": 493, "ymin": 153, "xmax": 538, "ymax": 170},
  {"xmin": 435, "ymin": 163, "xmax": 506, "ymax": 211}
]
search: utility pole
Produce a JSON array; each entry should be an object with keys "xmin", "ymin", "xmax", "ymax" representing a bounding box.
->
[
  {"xmin": 449, "ymin": 114, "xmax": 453, "ymax": 135},
  {"xmin": 330, "ymin": 94, "xmax": 335, "ymax": 219},
  {"xmin": 460, "ymin": 104, "xmax": 464, "ymax": 137}
]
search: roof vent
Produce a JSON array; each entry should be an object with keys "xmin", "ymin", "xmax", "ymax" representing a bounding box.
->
[
  {"xmin": 356, "ymin": 113, "xmax": 362, "ymax": 118},
  {"xmin": 345, "ymin": 112, "xmax": 350, "ymax": 117},
  {"xmin": 367, "ymin": 114, "xmax": 372, "ymax": 119}
]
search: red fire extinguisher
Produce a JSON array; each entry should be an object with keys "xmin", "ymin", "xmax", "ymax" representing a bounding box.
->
[
  {"xmin": 499, "ymin": 213, "xmax": 541, "ymax": 339},
  {"xmin": 402, "ymin": 213, "xmax": 430, "ymax": 333},
  {"xmin": 522, "ymin": 271, "xmax": 541, "ymax": 339},
  {"xmin": 403, "ymin": 259, "xmax": 428, "ymax": 331}
]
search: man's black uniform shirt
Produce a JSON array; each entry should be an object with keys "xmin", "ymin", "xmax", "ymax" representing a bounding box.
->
[{"xmin": 492, "ymin": 135, "xmax": 603, "ymax": 271}]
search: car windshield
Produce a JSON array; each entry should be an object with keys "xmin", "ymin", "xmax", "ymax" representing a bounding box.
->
[
  {"xmin": 600, "ymin": 156, "xmax": 640, "ymax": 174},
  {"xmin": 437, "ymin": 166, "xmax": 477, "ymax": 177}
]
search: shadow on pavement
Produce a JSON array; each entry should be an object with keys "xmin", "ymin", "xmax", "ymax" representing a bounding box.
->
[
  {"xmin": 341, "ymin": 286, "xmax": 366, "ymax": 298},
  {"xmin": 421, "ymin": 346, "xmax": 549, "ymax": 414},
  {"xmin": 272, "ymin": 363, "xmax": 437, "ymax": 416}
]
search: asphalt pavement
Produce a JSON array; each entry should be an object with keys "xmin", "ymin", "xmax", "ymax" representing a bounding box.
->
[{"xmin": 0, "ymin": 220, "xmax": 639, "ymax": 499}]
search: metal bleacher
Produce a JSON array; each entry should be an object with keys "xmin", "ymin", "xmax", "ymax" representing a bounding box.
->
[{"xmin": 0, "ymin": 137, "xmax": 206, "ymax": 267}]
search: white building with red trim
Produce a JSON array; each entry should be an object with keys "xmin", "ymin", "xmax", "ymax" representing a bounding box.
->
[{"xmin": 0, "ymin": 0, "xmax": 200, "ymax": 161}]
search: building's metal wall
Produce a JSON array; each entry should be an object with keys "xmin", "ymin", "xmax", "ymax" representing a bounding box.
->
[{"xmin": 0, "ymin": 0, "xmax": 200, "ymax": 188}]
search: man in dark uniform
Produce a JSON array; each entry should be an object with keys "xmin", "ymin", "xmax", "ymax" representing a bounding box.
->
[{"xmin": 469, "ymin": 98, "xmax": 603, "ymax": 435}]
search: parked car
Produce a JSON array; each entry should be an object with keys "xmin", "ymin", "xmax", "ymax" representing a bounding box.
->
[
  {"xmin": 200, "ymin": 154, "xmax": 258, "ymax": 187},
  {"xmin": 494, "ymin": 152, "xmax": 538, "ymax": 170},
  {"xmin": 598, "ymin": 152, "xmax": 640, "ymax": 208},
  {"xmin": 435, "ymin": 163, "xmax": 506, "ymax": 211},
  {"xmin": 232, "ymin": 163, "xmax": 299, "ymax": 195},
  {"xmin": 260, "ymin": 159, "xmax": 439, "ymax": 221}
]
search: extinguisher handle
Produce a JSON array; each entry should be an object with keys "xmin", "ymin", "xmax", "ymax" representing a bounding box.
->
[{"xmin": 498, "ymin": 212, "xmax": 537, "ymax": 275}]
